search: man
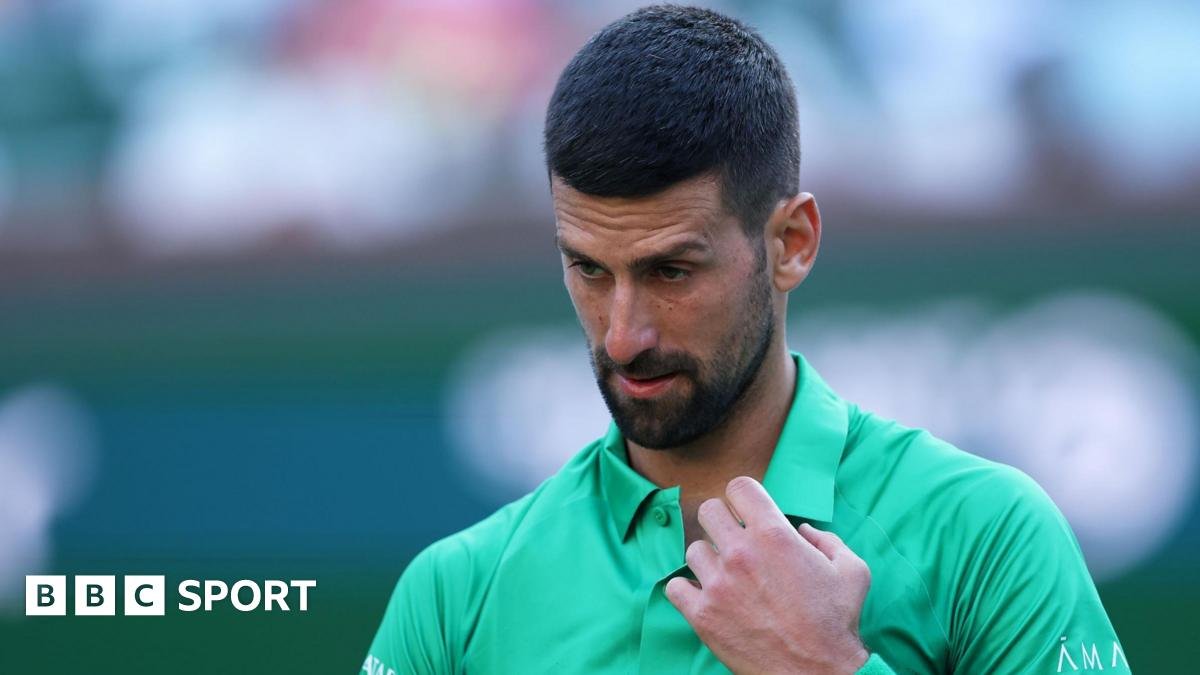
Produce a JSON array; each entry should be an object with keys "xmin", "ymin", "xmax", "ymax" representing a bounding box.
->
[{"xmin": 363, "ymin": 5, "xmax": 1126, "ymax": 673}]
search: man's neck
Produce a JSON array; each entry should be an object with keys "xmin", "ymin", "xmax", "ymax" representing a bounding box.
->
[{"xmin": 625, "ymin": 346, "xmax": 797, "ymax": 508}]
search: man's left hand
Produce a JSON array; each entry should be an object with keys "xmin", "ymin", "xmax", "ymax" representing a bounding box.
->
[{"xmin": 664, "ymin": 476, "xmax": 872, "ymax": 675}]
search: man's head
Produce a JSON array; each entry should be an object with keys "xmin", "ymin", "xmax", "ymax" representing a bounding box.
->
[{"xmin": 544, "ymin": 5, "xmax": 821, "ymax": 449}]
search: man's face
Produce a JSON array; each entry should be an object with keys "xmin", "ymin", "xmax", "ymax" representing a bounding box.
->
[{"xmin": 553, "ymin": 174, "xmax": 775, "ymax": 450}]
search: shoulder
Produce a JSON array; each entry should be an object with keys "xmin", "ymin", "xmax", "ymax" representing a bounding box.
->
[
  {"xmin": 401, "ymin": 435, "xmax": 606, "ymax": 590},
  {"xmin": 841, "ymin": 404, "xmax": 1065, "ymax": 534},
  {"xmin": 837, "ymin": 405, "xmax": 1101, "ymax": 655},
  {"xmin": 375, "ymin": 436, "xmax": 606, "ymax": 663},
  {"xmin": 837, "ymin": 411, "xmax": 1121, "ymax": 671},
  {"xmin": 837, "ymin": 403, "xmax": 1088, "ymax": 611}
]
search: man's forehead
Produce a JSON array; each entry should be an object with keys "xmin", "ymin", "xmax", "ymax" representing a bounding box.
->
[{"xmin": 551, "ymin": 174, "xmax": 730, "ymax": 244}]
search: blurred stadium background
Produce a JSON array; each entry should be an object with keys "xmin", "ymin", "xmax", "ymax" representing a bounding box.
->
[{"xmin": 0, "ymin": 0, "xmax": 1197, "ymax": 672}]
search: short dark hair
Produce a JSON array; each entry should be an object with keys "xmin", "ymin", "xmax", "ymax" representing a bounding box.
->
[{"xmin": 544, "ymin": 4, "xmax": 800, "ymax": 237}]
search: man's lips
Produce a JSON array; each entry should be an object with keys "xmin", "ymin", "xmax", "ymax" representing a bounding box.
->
[{"xmin": 616, "ymin": 372, "xmax": 679, "ymax": 398}]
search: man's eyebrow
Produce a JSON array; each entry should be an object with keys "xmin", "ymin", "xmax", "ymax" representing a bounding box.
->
[
  {"xmin": 556, "ymin": 235, "xmax": 712, "ymax": 270},
  {"xmin": 555, "ymin": 236, "xmax": 600, "ymax": 265},
  {"xmin": 628, "ymin": 239, "xmax": 711, "ymax": 271}
]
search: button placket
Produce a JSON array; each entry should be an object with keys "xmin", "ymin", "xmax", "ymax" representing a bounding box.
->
[{"xmin": 635, "ymin": 487, "xmax": 698, "ymax": 674}]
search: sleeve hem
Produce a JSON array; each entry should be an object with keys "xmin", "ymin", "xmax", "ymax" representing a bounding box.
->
[{"xmin": 854, "ymin": 653, "xmax": 896, "ymax": 675}]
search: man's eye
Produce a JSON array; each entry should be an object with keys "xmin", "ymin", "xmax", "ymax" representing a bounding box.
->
[
  {"xmin": 572, "ymin": 261, "xmax": 605, "ymax": 278},
  {"xmin": 656, "ymin": 265, "xmax": 690, "ymax": 281}
]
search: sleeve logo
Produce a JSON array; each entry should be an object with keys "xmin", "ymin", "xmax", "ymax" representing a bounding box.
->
[{"xmin": 1056, "ymin": 636, "xmax": 1129, "ymax": 672}]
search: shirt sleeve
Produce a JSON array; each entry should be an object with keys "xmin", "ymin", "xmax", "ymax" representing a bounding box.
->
[
  {"xmin": 361, "ymin": 546, "xmax": 456, "ymax": 675},
  {"xmin": 855, "ymin": 653, "xmax": 897, "ymax": 674},
  {"xmin": 951, "ymin": 468, "xmax": 1128, "ymax": 674}
]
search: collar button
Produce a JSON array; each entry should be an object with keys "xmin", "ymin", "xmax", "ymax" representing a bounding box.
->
[{"xmin": 651, "ymin": 506, "xmax": 670, "ymax": 526}]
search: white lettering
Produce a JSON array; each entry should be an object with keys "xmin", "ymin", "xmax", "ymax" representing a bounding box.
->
[
  {"xmin": 204, "ymin": 580, "xmax": 229, "ymax": 611},
  {"xmin": 231, "ymin": 580, "xmax": 261, "ymax": 611},
  {"xmin": 74, "ymin": 575, "xmax": 115, "ymax": 616},
  {"xmin": 177, "ymin": 580, "xmax": 202, "ymax": 612},
  {"xmin": 1111, "ymin": 642, "xmax": 1127, "ymax": 669},
  {"xmin": 125, "ymin": 576, "xmax": 166, "ymax": 616},
  {"xmin": 25, "ymin": 576, "xmax": 67, "ymax": 616},
  {"xmin": 291, "ymin": 580, "xmax": 316, "ymax": 611},
  {"xmin": 1058, "ymin": 636, "xmax": 1079, "ymax": 672},
  {"xmin": 1080, "ymin": 641, "xmax": 1103, "ymax": 670},
  {"xmin": 264, "ymin": 580, "xmax": 289, "ymax": 611},
  {"xmin": 362, "ymin": 654, "xmax": 396, "ymax": 675}
]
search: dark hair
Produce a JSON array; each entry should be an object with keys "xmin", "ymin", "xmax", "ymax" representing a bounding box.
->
[{"xmin": 543, "ymin": 4, "xmax": 800, "ymax": 237}]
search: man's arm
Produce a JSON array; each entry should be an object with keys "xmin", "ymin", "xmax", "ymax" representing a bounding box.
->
[
  {"xmin": 951, "ymin": 469, "xmax": 1127, "ymax": 673},
  {"xmin": 361, "ymin": 547, "xmax": 455, "ymax": 675}
]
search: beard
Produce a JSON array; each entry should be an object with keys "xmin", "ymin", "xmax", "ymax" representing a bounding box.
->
[{"xmin": 588, "ymin": 266, "xmax": 775, "ymax": 450}]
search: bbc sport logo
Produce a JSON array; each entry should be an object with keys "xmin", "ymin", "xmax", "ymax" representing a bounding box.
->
[{"xmin": 25, "ymin": 575, "xmax": 316, "ymax": 616}]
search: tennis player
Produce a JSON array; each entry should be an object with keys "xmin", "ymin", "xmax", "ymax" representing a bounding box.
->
[{"xmin": 363, "ymin": 5, "xmax": 1126, "ymax": 673}]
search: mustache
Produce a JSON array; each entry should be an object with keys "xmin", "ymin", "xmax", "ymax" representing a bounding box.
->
[{"xmin": 592, "ymin": 347, "xmax": 699, "ymax": 379}]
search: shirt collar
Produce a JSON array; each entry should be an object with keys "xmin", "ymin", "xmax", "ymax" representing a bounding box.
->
[{"xmin": 598, "ymin": 351, "xmax": 850, "ymax": 540}]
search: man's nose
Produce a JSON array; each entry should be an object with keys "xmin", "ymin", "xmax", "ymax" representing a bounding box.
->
[{"xmin": 604, "ymin": 281, "xmax": 658, "ymax": 366}]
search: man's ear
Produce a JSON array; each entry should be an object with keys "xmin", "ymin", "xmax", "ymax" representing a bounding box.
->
[{"xmin": 767, "ymin": 192, "xmax": 821, "ymax": 293}]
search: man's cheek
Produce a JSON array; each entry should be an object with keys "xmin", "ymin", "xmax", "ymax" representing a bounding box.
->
[{"xmin": 564, "ymin": 287, "xmax": 601, "ymax": 331}]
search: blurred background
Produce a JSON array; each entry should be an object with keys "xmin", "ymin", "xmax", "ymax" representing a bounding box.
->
[{"xmin": 0, "ymin": 0, "xmax": 1197, "ymax": 672}]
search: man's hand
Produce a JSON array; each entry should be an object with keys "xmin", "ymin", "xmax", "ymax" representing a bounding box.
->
[{"xmin": 664, "ymin": 476, "xmax": 872, "ymax": 675}]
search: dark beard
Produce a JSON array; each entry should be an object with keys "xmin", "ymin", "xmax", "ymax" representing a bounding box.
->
[{"xmin": 589, "ymin": 270, "xmax": 774, "ymax": 450}]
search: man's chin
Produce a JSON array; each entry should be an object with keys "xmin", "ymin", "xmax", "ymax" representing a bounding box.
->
[
  {"xmin": 608, "ymin": 400, "xmax": 698, "ymax": 449},
  {"xmin": 616, "ymin": 422, "xmax": 675, "ymax": 450},
  {"xmin": 616, "ymin": 415, "xmax": 707, "ymax": 450}
]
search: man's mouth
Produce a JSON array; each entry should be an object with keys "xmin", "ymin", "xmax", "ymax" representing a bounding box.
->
[{"xmin": 615, "ymin": 372, "xmax": 679, "ymax": 399}]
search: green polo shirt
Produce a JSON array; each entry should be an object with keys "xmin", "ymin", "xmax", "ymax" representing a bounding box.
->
[{"xmin": 363, "ymin": 352, "xmax": 1127, "ymax": 674}]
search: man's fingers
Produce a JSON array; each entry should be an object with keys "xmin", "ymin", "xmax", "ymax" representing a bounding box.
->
[
  {"xmin": 798, "ymin": 522, "xmax": 843, "ymax": 561},
  {"xmin": 685, "ymin": 538, "xmax": 719, "ymax": 584},
  {"xmin": 696, "ymin": 497, "xmax": 742, "ymax": 550},
  {"xmin": 724, "ymin": 476, "xmax": 792, "ymax": 531},
  {"xmin": 799, "ymin": 523, "xmax": 871, "ymax": 588},
  {"xmin": 664, "ymin": 575, "xmax": 702, "ymax": 617}
]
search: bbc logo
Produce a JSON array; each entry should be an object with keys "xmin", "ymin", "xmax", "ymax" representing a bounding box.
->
[
  {"xmin": 26, "ymin": 575, "xmax": 166, "ymax": 616},
  {"xmin": 26, "ymin": 575, "xmax": 315, "ymax": 615}
]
